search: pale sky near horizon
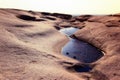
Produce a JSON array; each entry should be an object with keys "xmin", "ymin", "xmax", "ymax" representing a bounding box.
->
[{"xmin": 0, "ymin": 0, "xmax": 120, "ymax": 15}]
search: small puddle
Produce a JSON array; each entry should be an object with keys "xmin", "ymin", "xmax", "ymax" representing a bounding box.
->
[
  {"xmin": 73, "ymin": 64, "xmax": 92, "ymax": 72},
  {"xmin": 59, "ymin": 27, "xmax": 104, "ymax": 63}
]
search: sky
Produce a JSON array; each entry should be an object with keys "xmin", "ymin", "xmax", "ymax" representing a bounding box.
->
[{"xmin": 0, "ymin": 0, "xmax": 120, "ymax": 15}]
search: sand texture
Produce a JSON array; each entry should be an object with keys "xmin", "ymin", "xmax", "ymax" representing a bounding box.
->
[{"xmin": 0, "ymin": 9, "xmax": 119, "ymax": 80}]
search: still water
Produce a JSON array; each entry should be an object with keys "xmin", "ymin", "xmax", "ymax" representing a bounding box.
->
[{"xmin": 60, "ymin": 27, "xmax": 104, "ymax": 63}]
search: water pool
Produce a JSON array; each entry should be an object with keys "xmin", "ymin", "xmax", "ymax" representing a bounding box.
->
[{"xmin": 59, "ymin": 27, "xmax": 104, "ymax": 63}]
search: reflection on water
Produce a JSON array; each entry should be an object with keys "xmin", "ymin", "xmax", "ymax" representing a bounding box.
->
[
  {"xmin": 59, "ymin": 27, "xmax": 104, "ymax": 63},
  {"xmin": 73, "ymin": 64, "xmax": 92, "ymax": 72},
  {"xmin": 59, "ymin": 27, "xmax": 79, "ymax": 36}
]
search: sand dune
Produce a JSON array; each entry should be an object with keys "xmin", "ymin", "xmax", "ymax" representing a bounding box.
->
[
  {"xmin": 0, "ymin": 9, "xmax": 119, "ymax": 80},
  {"xmin": 0, "ymin": 9, "xmax": 81, "ymax": 80}
]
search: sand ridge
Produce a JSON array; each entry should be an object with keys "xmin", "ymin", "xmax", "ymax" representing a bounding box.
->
[{"xmin": 0, "ymin": 9, "xmax": 81, "ymax": 80}]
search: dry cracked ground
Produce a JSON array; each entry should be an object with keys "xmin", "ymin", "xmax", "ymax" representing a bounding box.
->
[{"xmin": 0, "ymin": 9, "xmax": 119, "ymax": 80}]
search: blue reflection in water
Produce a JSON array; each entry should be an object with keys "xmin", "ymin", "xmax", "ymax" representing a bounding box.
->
[
  {"xmin": 60, "ymin": 27, "xmax": 103, "ymax": 63},
  {"xmin": 73, "ymin": 65, "xmax": 92, "ymax": 72}
]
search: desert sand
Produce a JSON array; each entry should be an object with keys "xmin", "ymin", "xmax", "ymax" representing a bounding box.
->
[{"xmin": 0, "ymin": 9, "xmax": 119, "ymax": 80}]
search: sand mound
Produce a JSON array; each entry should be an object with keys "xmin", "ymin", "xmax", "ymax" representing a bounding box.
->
[
  {"xmin": 0, "ymin": 9, "xmax": 81, "ymax": 80},
  {"xmin": 71, "ymin": 15, "xmax": 120, "ymax": 80}
]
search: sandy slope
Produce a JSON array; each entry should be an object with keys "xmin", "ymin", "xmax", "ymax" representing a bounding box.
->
[
  {"xmin": 74, "ymin": 15, "xmax": 120, "ymax": 80},
  {"xmin": 0, "ymin": 9, "xmax": 82, "ymax": 80}
]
